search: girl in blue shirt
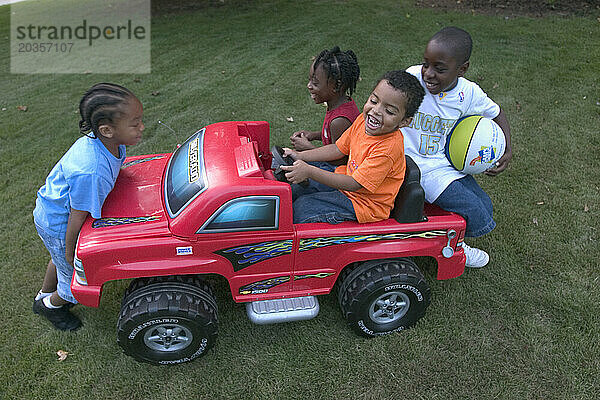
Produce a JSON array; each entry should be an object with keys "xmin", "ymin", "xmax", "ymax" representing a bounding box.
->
[{"xmin": 32, "ymin": 83, "xmax": 144, "ymax": 331}]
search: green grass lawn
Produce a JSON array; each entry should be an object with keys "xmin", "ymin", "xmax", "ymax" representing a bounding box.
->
[{"xmin": 1, "ymin": 1, "xmax": 599, "ymax": 399}]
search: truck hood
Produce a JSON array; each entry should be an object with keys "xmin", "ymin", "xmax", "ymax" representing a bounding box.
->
[{"xmin": 80, "ymin": 154, "xmax": 172, "ymax": 242}]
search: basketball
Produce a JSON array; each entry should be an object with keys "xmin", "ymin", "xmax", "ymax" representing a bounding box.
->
[{"xmin": 445, "ymin": 115, "xmax": 506, "ymax": 174}]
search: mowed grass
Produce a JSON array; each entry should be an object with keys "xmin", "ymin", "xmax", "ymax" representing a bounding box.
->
[{"xmin": 1, "ymin": 1, "xmax": 599, "ymax": 399}]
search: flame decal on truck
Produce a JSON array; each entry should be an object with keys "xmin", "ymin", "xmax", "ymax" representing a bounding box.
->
[
  {"xmin": 121, "ymin": 155, "xmax": 166, "ymax": 169},
  {"xmin": 298, "ymin": 231, "xmax": 447, "ymax": 252},
  {"xmin": 215, "ymin": 231, "xmax": 447, "ymax": 272},
  {"xmin": 215, "ymin": 240, "xmax": 293, "ymax": 272},
  {"xmin": 92, "ymin": 216, "xmax": 160, "ymax": 228},
  {"xmin": 294, "ymin": 272, "xmax": 333, "ymax": 280},
  {"xmin": 239, "ymin": 276, "xmax": 291, "ymax": 295}
]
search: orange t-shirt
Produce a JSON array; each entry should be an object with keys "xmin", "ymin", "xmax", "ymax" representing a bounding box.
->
[{"xmin": 335, "ymin": 113, "xmax": 406, "ymax": 223}]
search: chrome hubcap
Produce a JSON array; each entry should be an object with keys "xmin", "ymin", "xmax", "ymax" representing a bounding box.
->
[
  {"xmin": 143, "ymin": 323, "xmax": 193, "ymax": 352},
  {"xmin": 368, "ymin": 291, "xmax": 410, "ymax": 324}
]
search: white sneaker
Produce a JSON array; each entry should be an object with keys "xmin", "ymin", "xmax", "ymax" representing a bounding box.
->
[{"xmin": 461, "ymin": 243, "xmax": 490, "ymax": 268}]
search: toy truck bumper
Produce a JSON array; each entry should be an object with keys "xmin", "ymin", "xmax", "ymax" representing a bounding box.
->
[
  {"xmin": 71, "ymin": 272, "xmax": 102, "ymax": 307},
  {"xmin": 435, "ymin": 248, "xmax": 466, "ymax": 280}
]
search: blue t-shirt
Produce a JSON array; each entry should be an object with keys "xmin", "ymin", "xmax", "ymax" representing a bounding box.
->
[{"xmin": 33, "ymin": 136, "xmax": 126, "ymax": 237}]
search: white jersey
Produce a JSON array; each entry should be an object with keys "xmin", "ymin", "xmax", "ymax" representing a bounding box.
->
[{"xmin": 403, "ymin": 65, "xmax": 500, "ymax": 202}]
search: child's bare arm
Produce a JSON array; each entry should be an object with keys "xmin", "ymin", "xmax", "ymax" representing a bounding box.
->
[
  {"xmin": 284, "ymin": 144, "xmax": 345, "ymax": 163},
  {"xmin": 65, "ymin": 208, "xmax": 89, "ymax": 265},
  {"xmin": 328, "ymin": 117, "xmax": 353, "ymax": 144},
  {"xmin": 486, "ymin": 108, "xmax": 512, "ymax": 176},
  {"xmin": 281, "ymin": 161, "xmax": 362, "ymax": 191}
]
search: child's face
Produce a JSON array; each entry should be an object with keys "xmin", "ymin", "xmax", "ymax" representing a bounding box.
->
[
  {"xmin": 421, "ymin": 39, "xmax": 468, "ymax": 95},
  {"xmin": 307, "ymin": 61, "xmax": 337, "ymax": 104},
  {"xmin": 102, "ymin": 97, "xmax": 144, "ymax": 146},
  {"xmin": 363, "ymin": 80, "xmax": 412, "ymax": 136}
]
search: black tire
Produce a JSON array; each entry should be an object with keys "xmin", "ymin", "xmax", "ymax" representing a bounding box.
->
[
  {"xmin": 117, "ymin": 277, "xmax": 218, "ymax": 365},
  {"xmin": 121, "ymin": 275, "xmax": 216, "ymax": 308},
  {"xmin": 339, "ymin": 258, "xmax": 430, "ymax": 337},
  {"xmin": 335, "ymin": 263, "xmax": 359, "ymax": 306}
]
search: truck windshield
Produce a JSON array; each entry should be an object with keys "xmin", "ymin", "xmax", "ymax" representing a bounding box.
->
[{"xmin": 164, "ymin": 129, "xmax": 207, "ymax": 217}]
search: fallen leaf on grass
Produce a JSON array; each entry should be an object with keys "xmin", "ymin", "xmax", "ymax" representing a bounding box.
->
[
  {"xmin": 133, "ymin": 78, "xmax": 141, "ymax": 83},
  {"xmin": 286, "ymin": 117, "xmax": 294, "ymax": 122},
  {"xmin": 57, "ymin": 350, "xmax": 69, "ymax": 361},
  {"xmin": 17, "ymin": 105, "xmax": 28, "ymax": 112},
  {"xmin": 493, "ymin": 83, "xmax": 499, "ymax": 89},
  {"xmin": 584, "ymin": 204, "xmax": 589, "ymax": 212}
]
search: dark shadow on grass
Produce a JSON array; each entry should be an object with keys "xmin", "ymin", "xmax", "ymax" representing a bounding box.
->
[
  {"xmin": 152, "ymin": 0, "xmax": 257, "ymax": 16},
  {"xmin": 414, "ymin": 0, "xmax": 599, "ymax": 17}
]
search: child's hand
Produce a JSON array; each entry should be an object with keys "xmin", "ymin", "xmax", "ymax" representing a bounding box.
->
[
  {"xmin": 280, "ymin": 160, "xmax": 311, "ymax": 184},
  {"xmin": 290, "ymin": 130, "xmax": 314, "ymax": 151},
  {"xmin": 282, "ymin": 147, "xmax": 300, "ymax": 160},
  {"xmin": 291, "ymin": 130, "xmax": 311, "ymax": 140},
  {"xmin": 484, "ymin": 149, "xmax": 512, "ymax": 176}
]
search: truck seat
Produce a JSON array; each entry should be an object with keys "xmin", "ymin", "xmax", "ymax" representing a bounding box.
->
[{"xmin": 391, "ymin": 155, "xmax": 427, "ymax": 223}]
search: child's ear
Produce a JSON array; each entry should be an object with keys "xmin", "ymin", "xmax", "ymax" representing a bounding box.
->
[
  {"xmin": 397, "ymin": 117, "xmax": 413, "ymax": 130},
  {"xmin": 457, "ymin": 60, "xmax": 470, "ymax": 78},
  {"xmin": 97, "ymin": 124, "xmax": 114, "ymax": 138}
]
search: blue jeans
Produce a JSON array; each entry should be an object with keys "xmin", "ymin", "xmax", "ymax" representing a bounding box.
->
[
  {"xmin": 292, "ymin": 179, "xmax": 356, "ymax": 224},
  {"xmin": 434, "ymin": 175, "xmax": 495, "ymax": 238},
  {"xmin": 35, "ymin": 222, "xmax": 77, "ymax": 304}
]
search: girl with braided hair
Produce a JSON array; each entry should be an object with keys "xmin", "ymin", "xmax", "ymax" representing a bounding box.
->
[
  {"xmin": 32, "ymin": 83, "xmax": 144, "ymax": 331},
  {"xmin": 290, "ymin": 46, "xmax": 361, "ymax": 161}
]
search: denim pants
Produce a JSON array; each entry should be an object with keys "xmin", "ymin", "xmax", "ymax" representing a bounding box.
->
[
  {"xmin": 34, "ymin": 222, "xmax": 78, "ymax": 303},
  {"xmin": 292, "ymin": 179, "xmax": 356, "ymax": 224},
  {"xmin": 433, "ymin": 175, "xmax": 495, "ymax": 237}
]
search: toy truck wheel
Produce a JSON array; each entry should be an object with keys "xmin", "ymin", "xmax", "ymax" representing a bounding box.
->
[
  {"xmin": 339, "ymin": 258, "xmax": 430, "ymax": 337},
  {"xmin": 117, "ymin": 278, "xmax": 218, "ymax": 365},
  {"xmin": 120, "ymin": 274, "xmax": 216, "ymax": 307}
]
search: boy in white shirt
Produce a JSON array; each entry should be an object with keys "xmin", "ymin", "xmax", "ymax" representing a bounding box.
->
[{"xmin": 403, "ymin": 27, "xmax": 512, "ymax": 268}]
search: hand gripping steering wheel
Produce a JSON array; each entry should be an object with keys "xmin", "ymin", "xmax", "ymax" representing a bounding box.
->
[{"xmin": 271, "ymin": 145, "xmax": 309, "ymax": 187}]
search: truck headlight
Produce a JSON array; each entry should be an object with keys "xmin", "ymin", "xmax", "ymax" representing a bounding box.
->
[{"xmin": 73, "ymin": 256, "xmax": 87, "ymax": 285}]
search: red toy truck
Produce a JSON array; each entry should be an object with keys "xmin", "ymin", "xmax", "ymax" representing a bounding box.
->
[{"xmin": 72, "ymin": 121, "xmax": 467, "ymax": 365}]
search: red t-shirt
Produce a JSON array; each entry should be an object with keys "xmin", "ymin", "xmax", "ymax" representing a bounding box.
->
[{"xmin": 321, "ymin": 99, "xmax": 361, "ymax": 145}]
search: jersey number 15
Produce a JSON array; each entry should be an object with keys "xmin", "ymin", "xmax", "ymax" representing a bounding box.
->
[{"xmin": 419, "ymin": 134, "xmax": 442, "ymax": 155}]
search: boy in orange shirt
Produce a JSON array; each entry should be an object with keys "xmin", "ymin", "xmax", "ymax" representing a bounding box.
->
[{"xmin": 282, "ymin": 70, "xmax": 425, "ymax": 224}]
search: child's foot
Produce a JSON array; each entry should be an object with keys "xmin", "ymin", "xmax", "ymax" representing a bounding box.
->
[
  {"xmin": 32, "ymin": 298, "xmax": 82, "ymax": 331},
  {"xmin": 34, "ymin": 291, "xmax": 75, "ymax": 309},
  {"xmin": 462, "ymin": 243, "xmax": 490, "ymax": 268}
]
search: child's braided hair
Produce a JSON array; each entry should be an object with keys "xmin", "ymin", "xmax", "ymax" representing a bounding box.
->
[
  {"xmin": 79, "ymin": 83, "xmax": 135, "ymax": 138},
  {"xmin": 313, "ymin": 46, "xmax": 360, "ymax": 96}
]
